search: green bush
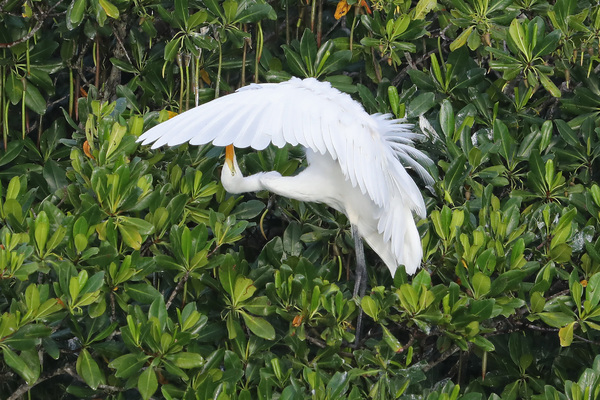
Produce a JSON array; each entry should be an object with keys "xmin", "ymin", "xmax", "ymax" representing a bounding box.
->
[{"xmin": 1, "ymin": 0, "xmax": 600, "ymax": 398}]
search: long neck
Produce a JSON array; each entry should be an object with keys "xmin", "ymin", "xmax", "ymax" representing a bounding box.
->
[{"xmin": 220, "ymin": 155, "xmax": 267, "ymax": 194}]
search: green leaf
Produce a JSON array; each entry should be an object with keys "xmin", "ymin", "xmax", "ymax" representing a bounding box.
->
[
  {"xmin": 69, "ymin": 0, "xmax": 87, "ymax": 27},
  {"xmin": 508, "ymin": 19, "xmax": 528, "ymax": 56},
  {"xmin": 472, "ymin": 272, "xmax": 491, "ymax": 298},
  {"xmin": 528, "ymin": 152, "xmax": 545, "ymax": 189},
  {"xmin": 326, "ymin": 371, "xmax": 349, "ymax": 398},
  {"xmin": 164, "ymin": 38, "xmax": 181, "ymax": 62},
  {"xmin": 165, "ymin": 352, "xmax": 205, "ymax": 369},
  {"xmin": 109, "ymin": 353, "xmax": 149, "ymax": 379},
  {"xmin": 180, "ymin": 226, "xmax": 192, "ymax": 263},
  {"xmin": 24, "ymin": 84, "xmax": 47, "ymax": 114},
  {"xmin": 219, "ymin": 256, "xmax": 238, "ymax": 298},
  {"xmin": 79, "ymin": 271, "xmax": 104, "ymax": 295},
  {"xmin": 6, "ymin": 176, "xmax": 21, "ymax": 199},
  {"xmin": 439, "ymin": 99, "xmax": 454, "ymax": 139},
  {"xmin": 43, "ymin": 159, "xmax": 68, "ymax": 194},
  {"xmin": 476, "ymin": 249, "xmax": 496, "ymax": 273},
  {"xmin": 110, "ymin": 58, "xmax": 138, "ymax": 74},
  {"xmin": 76, "ymin": 349, "xmax": 105, "ymax": 390},
  {"xmin": 25, "ymin": 284, "xmax": 41, "ymax": 311},
  {"xmin": 587, "ymin": 273, "xmax": 600, "ymax": 307},
  {"xmin": 444, "ymin": 154, "xmax": 468, "ymax": 194},
  {"xmin": 555, "ymin": 119, "xmax": 579, "ymax": 146},
  {"xmin": 3, "ymin": 348, "xmax": 38, "ymax": 385},
  {"xmin": 125, "ymin": 283, "xmax": 162, "ymax": 304},
  {"xmin": 34, "ymin": 211, "xmax": 50, "ymax": 254},
  {"xmin": 549, "ymin": 243, "xmax": 572, "ymax": 263},
  {"xmin": 471, "ymin": 335, "xmax": 495, "ymax": 351},
  {"xmin": 470, "ymin": 299, "xmax": 494, "ymax": 320},
  {"xmin": 534, "ymin": 30, "xmax": 560, "ymax": 57},
  {"xmin": 234, "ymin": 3, "xmax": 275, "ymax": 23},
  {"xmin": 398, "ymin": 284, "xmax": 419, "ymax": 313},
  {"xmin": 240, "ymin": 311, "xmax": 275, "ymax": 340},
  {"xmin": 407, "ymin": 92, "xmax": 436, "ymax": 118},
  {"xmin": 282, "ymin": 46, "xmax": 308, "ymax": 77},
  {"xmin": 222, "ymin": 0, "xmax": 237, "ymax": 22},
  {"xmin": 361, "ymin": 296, "xmax": 379, "ymax": 321},
  {"xmin": 244, "ymin": 296, "xmax": 274, "ymax": 316},
  {"xmin": 138, "ymin": 367, "xmax": 158, "ymax": 400},
  {"xmin": 188, "ymin": 10, "xmax": 208, "ymax": 27},
  {"xmin": 530, "ymin": 292, "xmax": 545, "ymax": 313},
  {"xmin": 319, "ymin": 50, "xmax": 352, "ymax": 76},
  {"xmin": 69, "ymin": 270, "xmax": 86, "ymax": 302},
  {"xmin": 387, "ymin": 85, "xmax": 400, "ymax": 117},
  {"xmin": 75, "ymin": 233, "xmax": 88, "ymax": 253},
  {"xmin": 381, "ymin": 325, "xmax": 402, "ymax": 352},
  {"xmin": 300, "ymin": 29, "xmax": 317, "ymax": 74},
  {"xmin": 495, "ymin": 119, "xmax": 514, "ymax": 163},
  {"xmin": 0, "ymin": 141, "xmax": 24, "ymax": 168},
  {"xmin": 538, "ymin": 312, "xmax": 575, "ymax": 328}
]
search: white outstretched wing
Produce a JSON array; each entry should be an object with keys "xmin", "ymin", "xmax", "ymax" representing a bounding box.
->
[{"xmin": 138, "ymin": 77, "xmax": 432, "ymax": 216}]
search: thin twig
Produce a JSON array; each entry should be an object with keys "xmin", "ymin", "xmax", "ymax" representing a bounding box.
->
[
  {"xmin": 7, "ymin": 363, "xmax": 123, "ymax": 400},
  {"xmin": 573, "ymin": 334, "xmax": 600, "ymax": 346},
  {"xmin": 0, "ymin": 1, "xmax": 65, "ymax": 48},
  {"xmin": 423, "ymin": 344, "xmax": 462, "ymax": 372},
  {"xmin": 306, "ymin": 333, "xmax": 326, "ymax": 348},
  {"xmin": 111, "ymin": 20, "xmax": 134, "ymax": 65},
  {"xmin": 165, "ymin": 270, "xmax": 191, "ymax": 310}
]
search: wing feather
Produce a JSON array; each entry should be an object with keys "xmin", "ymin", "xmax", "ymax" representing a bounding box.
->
[{"xmin": 138, "ymin": 77, "xmax": 432, "ymax": 218}]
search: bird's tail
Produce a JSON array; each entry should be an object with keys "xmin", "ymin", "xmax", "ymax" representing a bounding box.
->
[{"xmin": 361, "ymin": 201, "xmax": 423, "ymax": 277}]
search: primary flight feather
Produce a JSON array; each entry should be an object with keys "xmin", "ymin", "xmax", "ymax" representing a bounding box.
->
[{"xmin": 138, "ymin": 77, "xmax": 433, "ymax": 276}]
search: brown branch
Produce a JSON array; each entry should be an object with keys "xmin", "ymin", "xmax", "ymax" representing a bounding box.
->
[
  {"xmin": 305, "ymin": 333, "xmax": 326, "ymax": 348},
  {"xmin": 7, "ymin": 363, "xmax": 123, "ymax": 400},
  {"xmin": 523, "ymin": 323, "xmax": 559, "ymax": 332},
  {"xmin": 102, "ymin": 19, "xmax": 130, "ymax": 101},
  {"xmin": 0, "ymin": 0, "xmax": 65, "ymax": 49},
  {"xmin": 305, "ymin": 330, "xmax": 354, "ymax": 358},
  {"xmin": 61, "ymin": 364, "xmax": 124, "ymax": 395},
  {"xmin": 165, "ymin": 269, "xmax": 191, "ymax": 310},
  {"xmin": 424, "ymin": 344, "xmax": 463, "ymax": 372},
  {"xmin": 573, "ymin": 334, "xmax": 600, "ymax": 346},
  {"xmin": 111, "ymin": 20, "xmax": 133, "ymax": 66},
  {"xmin": 391, "ymin": 49, "xmax": 438, "ymax": 87}
]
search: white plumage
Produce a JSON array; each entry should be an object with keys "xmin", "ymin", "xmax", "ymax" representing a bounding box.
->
[{"xmin": 138, "ymin": 77, "xmax": 433, "ymax": 276}]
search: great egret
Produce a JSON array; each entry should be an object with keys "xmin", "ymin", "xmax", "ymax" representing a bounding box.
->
[{"xmin": 138, "ymin": 77, "xmax": 433, "ymax": 289}]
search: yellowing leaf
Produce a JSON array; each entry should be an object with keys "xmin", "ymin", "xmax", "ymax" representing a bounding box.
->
[
  {"xmin": 538, "ymin": 71, "xmax": 561, "ymax": 98},
  {"xmin": 99, "ymin": 0, "xmax": 119, "ymax": 19},
  {"xmin": 118, "ymin": 224, "xmax": 143, "ymax": 250},
  {"xmin": 414, "ymin": 0, "xmax": 436, "ymax": 20},
  {"xmin": 450, "ymin": 26, "xmax": 474, "ymax": 52},
  {"xmin": 335, "ymin": 0, "xmax": 351, "ymax": 19},
  {"xmin": 559, "ymin": 321, "xmax": 575, "ymax": 347},
  {"xmin": 200, "ymin": 68, "xmax": 211, "ymax": 85}
]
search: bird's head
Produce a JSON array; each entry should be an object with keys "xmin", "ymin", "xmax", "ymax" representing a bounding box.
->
[{"xmin": 225, "ymin": 144, "xmax": 236, "ymax": 176}]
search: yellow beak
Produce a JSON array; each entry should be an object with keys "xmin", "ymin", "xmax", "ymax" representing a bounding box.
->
[{"xmin": 225, "ymin": 144, "xmax": 235, "ymax": 173}]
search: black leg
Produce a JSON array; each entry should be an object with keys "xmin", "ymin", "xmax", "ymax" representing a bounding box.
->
[{"xmin": 352, "ymin": 224, "xmax": 367, "ymax": 347}]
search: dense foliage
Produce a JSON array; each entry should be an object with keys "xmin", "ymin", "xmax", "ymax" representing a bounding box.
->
[{"xmin": 1, "ymin": 0, "xmax": 600, "ymax": 398}]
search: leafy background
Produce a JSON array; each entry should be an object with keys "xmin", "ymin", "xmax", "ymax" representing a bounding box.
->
[{"xmin": 1, "ymin": 0, "xmax": 600, "ymax": 398}]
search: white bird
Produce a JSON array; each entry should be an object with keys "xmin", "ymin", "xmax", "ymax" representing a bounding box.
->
[{"xmin": 138, "ymin": 77, "xmax": 433, "ymax": 282}]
